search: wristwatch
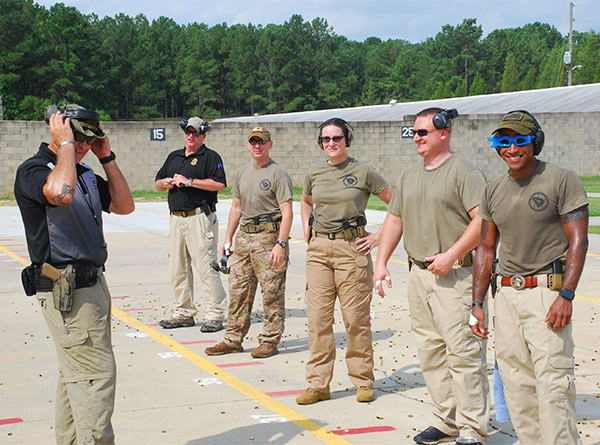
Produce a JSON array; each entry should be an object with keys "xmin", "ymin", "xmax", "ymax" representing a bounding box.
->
[
  {"xmin": 276, "ymin": 240, "xmax": 288, "ymax": 249},
  {"xmin": 559, "ymin": 288, "xmax": 575, "ymax": 301},
  {"xmin": 99, "ymin": 151, "xmax": 116, "ymax": 164},
  {"xmin": 187, "ymin": 178, "xmax": 193, "ymax": 187},
  {"xmin": 471, "ymin": 301, "xmax": 484, "ymax": 308}
]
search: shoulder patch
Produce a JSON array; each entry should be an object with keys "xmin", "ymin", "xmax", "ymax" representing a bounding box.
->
[
  {"xmin": 260, "ymin": 179, "xmax": 272, "ymax": 191},
  {"xmin": 343, "ymin": 174, "xmax": 358, "ymax": 187}
]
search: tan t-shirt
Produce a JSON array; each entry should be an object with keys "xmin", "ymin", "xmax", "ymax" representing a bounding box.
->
[
  {"xmin": 389, "ymin": 154, "xmax": 486, "ymax": 261},
  {"xmin": 232, "ymin": 159, "xmax": 293, "ymax": 226},
  {"xmin": 304, "ymin": 157, "xmax": 388, "ymax": 233},
  {"xmin": 479, "ymin": 160, "xmax": 588, "ymax": 276}
]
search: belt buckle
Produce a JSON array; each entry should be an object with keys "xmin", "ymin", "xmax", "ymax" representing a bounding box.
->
[{"xmin": 510, "ymin": 275, "xmax": 526, "ymax": 290}]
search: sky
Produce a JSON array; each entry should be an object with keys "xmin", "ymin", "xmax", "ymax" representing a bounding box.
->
[{"xmin": 35, "ymin": 0, "xmax": 600, "ymax": 42}]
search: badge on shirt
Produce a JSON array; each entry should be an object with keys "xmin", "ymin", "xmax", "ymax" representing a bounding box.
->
[
  {"xmin": 191, "ymin": 158, "xmax": 198, "ymax": 166},
  {"xmin": 260, "ymin": 179, "xmax": 271, "ymax": 191},
  {"xmin": 343, "ymin": 174, "xmax": 358, "ymax": 187}
]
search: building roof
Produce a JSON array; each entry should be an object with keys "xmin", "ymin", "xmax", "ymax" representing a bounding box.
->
[{"xmin": 214, "ymin": 83, "xmax": 600, "ymax": 123}]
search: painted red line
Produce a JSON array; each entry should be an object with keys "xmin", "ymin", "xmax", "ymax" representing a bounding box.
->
[
  {"xmin": 265, "ymin": 389, "xmax": 305, "ymax": 397},
  {"xmin": 111, "ymin": 296, "xmax": 130, "ymax": 299},
  {"xmin": 147, "ymin": 323, "xmax": 160, "ymax": 327},
  {"xmin": 0, "ymin": 239, "xmax": 15, "ymax": 241},
  {"xmin": 180, "ymin": 340, "xmax": 217, "ymax": 345},
  {"xmin": 0, "ymin": 418, "xmax": 23, "ymax": 425},
  {"xmin": 122, "ymin": 308, "xmax": 154, "ymax": 312},
  {"xmin": 218, "ymin": 362, "xmax": 263, "ymax": 368},
  {"xmin": 332, "ymin": 426, "xmax": 396, "ymax": 436},
  {"xmin": 0, "ymin": 244, "xmax": 23, "ymax": 247}
]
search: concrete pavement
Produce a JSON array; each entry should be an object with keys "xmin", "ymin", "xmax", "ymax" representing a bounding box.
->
[{"xmin": 1, "ymin": 201, "xmax": 599, "ymax": 444}]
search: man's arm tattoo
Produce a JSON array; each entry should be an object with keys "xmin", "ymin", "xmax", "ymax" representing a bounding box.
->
[
  {"xmin": 51, "ymin": 183, "xmax": 75, "ymax": 206},
  {"xmin": 561, "ymin": 206, "xmax": 589, "ymax": 224},
  {"xmin": 481, "ymin": 220, "xmax": 490, "ymax": 239}
]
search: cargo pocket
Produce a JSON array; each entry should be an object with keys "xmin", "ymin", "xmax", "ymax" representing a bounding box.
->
[
  {"xmin": 61, "ymin": 329, "xmax": 89, "ymax": 349},
  {"xmin": 354, "ymin": 254, "xmax": 371, "ymax": 293},
  {"xmin": 550, "ymin": 356, "xmax": 575, "ymax": 393}
]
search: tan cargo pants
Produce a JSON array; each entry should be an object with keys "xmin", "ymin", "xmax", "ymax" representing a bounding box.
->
[
  {"xmin": 408, "ymin": 265, "xmax": 489, "ymax": 442},
  {"xmin": 37, "ymin": 270, "xmax": 116, "ymax": 445},
  {"xmin": 169, "ymin": 210, "xmax": 227, "ymax": 321},
  {"xmin": 224, "ymin": 230, "xmax": 288, "ymax": 346},
  {"xmin": 304, "ymin": 236, "xmax": 374, "ymax": 392},
  {"xmin": 495, "ymin": 286, "xmax": 581, "ymax": 445}
]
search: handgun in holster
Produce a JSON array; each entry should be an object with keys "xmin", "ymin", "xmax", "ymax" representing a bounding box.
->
[
  {"xmin": 201, "ymin": 200, "xmax": 212, "ymax": 215},
  {"xmin": 42, "ymin": 263, "xmax": 75, "ymax": 312},
  {"xmin": 548, "ymin": 259, "xmax": 564, "ymax": 291},
  {"xmin": 490, "ymin": 258, "xmax": 498, "ymax": 298},
  {"xmin": 306, "ymin": 214, "xmax": 314, "ymax": 243}
]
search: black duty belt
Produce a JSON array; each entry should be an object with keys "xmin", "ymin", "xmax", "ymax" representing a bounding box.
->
[{"xmin": 32, "ymin": 262, "xmax": 103, "ymax": 293}]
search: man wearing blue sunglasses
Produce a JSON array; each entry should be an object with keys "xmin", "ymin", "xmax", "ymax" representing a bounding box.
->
[{"xmin": 470, "ymin": 110, "xmax": 588, "ymax": 444}]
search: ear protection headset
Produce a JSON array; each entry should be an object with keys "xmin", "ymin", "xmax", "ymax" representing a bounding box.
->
[
  {"xmin": 497, "ymin": 110, "xmax": 545, "ymax": 155},
  {"xmin": 179, "ymin": 118, "xmax": 211, "ymax": 134},
  {"xmin": 432, "ymin": 108, "xmax": 459, "ymax": 130},
  {"xmin": 317, "ymin": 117, "xmax": 354, "ymax": 149}
]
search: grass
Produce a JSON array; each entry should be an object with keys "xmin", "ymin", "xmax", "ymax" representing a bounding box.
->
[
  {"xmin": 581, "ymin": 176, "xmax": 600, "ymax": 193},
  {"xmin": 590, "ymin": 226, "xmax": 600, "ymax": 235}
]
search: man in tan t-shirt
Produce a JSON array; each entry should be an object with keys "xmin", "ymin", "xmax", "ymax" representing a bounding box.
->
[
  {"xmin": 206, "ymin": 127, "xmax": 293, "ymax": 359},
  {"xmin": 471, "ymin": 110, "xmax": 588, "ymax": 445},
  {"xmin": 374, "ymin": 108, "xmax": 489, "ymax": 445}
]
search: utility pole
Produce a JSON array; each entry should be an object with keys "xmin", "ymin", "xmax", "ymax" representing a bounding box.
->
[{"xmin": 568, "ymin": 1, "xmax": 574, "ymax": 86}]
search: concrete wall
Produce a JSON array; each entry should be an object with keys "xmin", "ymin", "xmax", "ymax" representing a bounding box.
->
[{"xmin": 1, "ymin": 112, "xmax": 599, "ymax": 197}]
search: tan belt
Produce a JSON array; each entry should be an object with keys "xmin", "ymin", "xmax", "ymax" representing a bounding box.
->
[
  {"xmin": 170, "ymin": 207, "xmax": 206, "ymax": 217},
  {"xmin": 240, "ymin": 221, "xmax": 281, "ymax": 233},
  {"xmin": 408, "ymin": 252, "xmax": 473, "ymax": 270},
  {"xmin": 313, "ymin": 225, "xmax": 366, "ymax": 241}
]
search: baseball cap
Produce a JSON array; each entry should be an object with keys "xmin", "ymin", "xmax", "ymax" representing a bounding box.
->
[
  {"xmin": 247, "ymin": 127, "xmax": 271, "ymax": 143},
  {"xmin": 491, "ymin": 111, "xmax": 537, "ymax": 136},
  {"xmin": 186, "ymin": 117, "xmax": 205, "ymax": 132},
  {"xmin": 66, "ymin": 104, "xmax": 105, "ymax": 139}
]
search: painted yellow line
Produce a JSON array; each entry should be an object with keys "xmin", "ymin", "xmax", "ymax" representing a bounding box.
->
[
  {"xmin": 111, "ymin": 307, "xmax": 350, "ymax": 444},
  {"xmin": 575, "ymin": 295, "xmax": 600, "ymax": 303},
  {"xmin": 0, "ymin": 245, "xmax": 28, "ymax": 265}
]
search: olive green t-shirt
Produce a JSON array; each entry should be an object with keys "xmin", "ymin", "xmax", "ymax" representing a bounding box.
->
[
  {"xmin": 389, "ymin": 154, "xmax": 486, "ymax": 261},
  {"xmin": 479, "ymin": 160, "xmax": 588, "ymax": 276},
  {"xmin": 232, "ymin": 159, "xmax": 293, "ymax": 226},
  {"xmin": 304, "ymin": 157, "xmax": 388, "ymax": 233}
]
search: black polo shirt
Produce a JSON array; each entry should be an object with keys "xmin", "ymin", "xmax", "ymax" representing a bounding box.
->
[
  {"xmin": 155, "ymin": 144, "xmax": 227, "ymax": 212},
  {"xmin": 14, "ymin": 143, "xmax": 111, "ymax": 265}
]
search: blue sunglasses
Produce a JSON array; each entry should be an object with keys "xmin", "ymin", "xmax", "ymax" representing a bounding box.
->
[{"xmin": 488, "ymin": 135, "xmax": 535, "ymax": 148}]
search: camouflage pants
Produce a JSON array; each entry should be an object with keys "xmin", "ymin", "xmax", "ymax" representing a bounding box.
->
[{"xmin": 224, "ymin": 230, "xmax": 288, "ymax": 346}]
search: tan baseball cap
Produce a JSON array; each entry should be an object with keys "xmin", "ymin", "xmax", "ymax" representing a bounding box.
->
[
  {"xmin": 186, "ymin": 117, "xmax": 204, "ymax": 132},
  {"xmin": 67, "ymin": 104, "xmax": 106, "ymax": 139},
  {"xmin": 248, "ymin": 127, "xmax": 271, "ymax": 143}
]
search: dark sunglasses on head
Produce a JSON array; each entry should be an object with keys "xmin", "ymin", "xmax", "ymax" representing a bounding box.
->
[
  {"xmin": 249, "ymin": 138, "xmax": 267, "ymax": 145},
  {"xmin": 319, "ymin": 135, "xmax": 345, "ymax": 143},
  {"xmin": 74, "ymin": 132, "xmax": 97, "ymax": 145},
  {"xmin": 488, "ymin": 135, "xmax": 535, "ymax": 148},
  {"xmin": 183, "ymin": 128, "xmax": 203, "ymax": 137}
]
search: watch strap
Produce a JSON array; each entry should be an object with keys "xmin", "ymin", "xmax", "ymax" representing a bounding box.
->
[
  {"xmin": 99, "ymin": 151, "xmax": 116, "ymax": 164},
  {"xmin": 559, "ymin": 288, "xmax": 575, "ymax": 301}
]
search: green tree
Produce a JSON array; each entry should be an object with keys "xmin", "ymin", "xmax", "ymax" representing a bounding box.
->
[
  {"xmin": 469, "ymin": 72, "xmax": 487, "ymax": 95},
  {"xmin": 501, "ymin": 53, "xmax": 520, "ymax": 92},
  {"xmin": 521, "ymin": 67, "xmax": 537, "ymax": 90}
]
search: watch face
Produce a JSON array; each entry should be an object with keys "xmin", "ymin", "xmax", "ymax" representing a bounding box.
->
[{"xmin": 560, "ymin": 289, "xmax": 575, "ymax": 300}]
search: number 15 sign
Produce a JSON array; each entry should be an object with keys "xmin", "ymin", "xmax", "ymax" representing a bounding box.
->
[{"xmin": 150, "ymin": 128, "xmax": 166, "ymax": 141}]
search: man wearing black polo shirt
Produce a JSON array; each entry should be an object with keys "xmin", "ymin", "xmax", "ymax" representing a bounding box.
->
[
  {"xmin": 14, "ymin": 104, "xmax": 134, "ymax": 444},
  {"xmin": 155, "ymin": 117, "xmax": 227, "ymax": 332}
]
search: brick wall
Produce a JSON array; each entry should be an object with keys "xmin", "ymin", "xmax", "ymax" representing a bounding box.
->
[{"xmin": 1, "ymin": 113, "xmax": 599, "ymax": 196}]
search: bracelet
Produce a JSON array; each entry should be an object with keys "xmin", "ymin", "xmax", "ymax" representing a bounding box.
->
[
  {"xmin": 59, "ymin": 140, "xmax": 74, "ymax": 147},
  {"xmin": 99, "ymin": 151, "xmax": 116, "ymax": 164},
  {"xmin": 471, "ymin": 301, "xmax": 484, "ymax": 308}
]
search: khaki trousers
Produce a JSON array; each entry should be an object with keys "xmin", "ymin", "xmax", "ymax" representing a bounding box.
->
[
  {"xmin": 37, "ymin": 271, "xmax": 116, "ymax": 445},
  {"xmin": 224, "ymin": 230, "xmax": 288, "ymax": 345},
  {"xmin": 495, "ymin": 286, "xmax": 581, "ymax": 445},
  {"xmin": 408, "ymin": 266, "xmax": 489, "ymax": 442},
  {"xmin": 304, "ymin": 236, "xmax": 374, "ymax": 392},
  {"xmin": 169, "ymin": 211, "xmax": 227, "ymax": 321}
]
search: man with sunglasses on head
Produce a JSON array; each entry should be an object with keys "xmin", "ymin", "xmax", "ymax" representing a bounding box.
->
[
  {"xmin": 14, "ymin": 103, "xmax": 134, "ymax": 444},
  {"xmin": 470, "ymin": 111, "xmax": 588, "ymax": 444},
  {"xmin": 156, "ymin": 117, "xmax": 228, "ymax": 333},
  {"xmin": 374, "ymin": 108, "xmax": 489, "ymax": 444},
  {"xmin": 206, "ymin": 127, "xmax": 293, "ymax": 359}
]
